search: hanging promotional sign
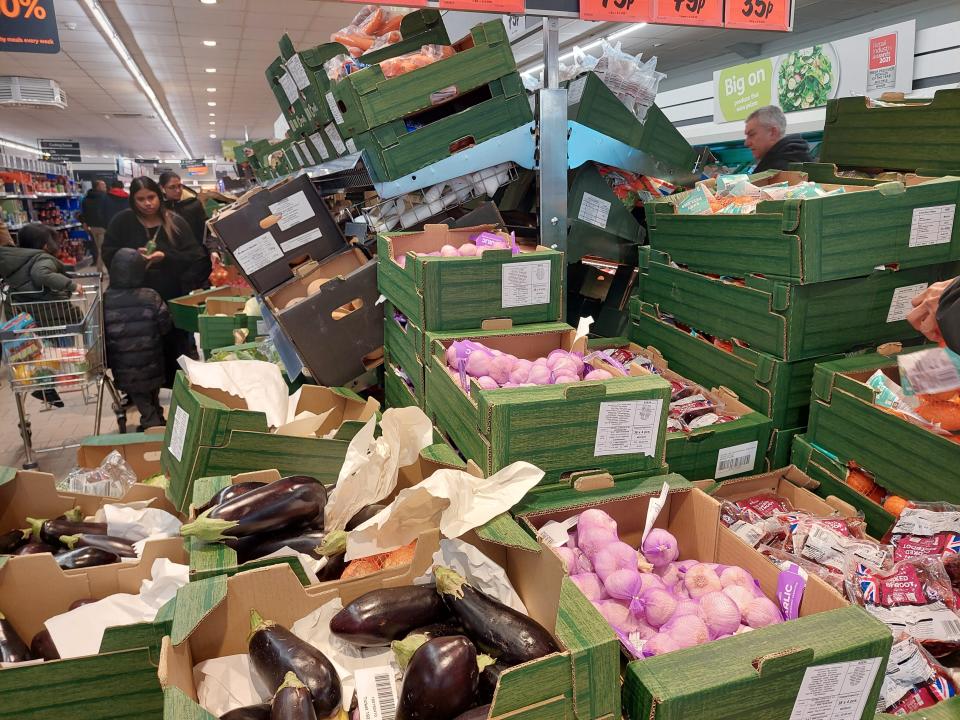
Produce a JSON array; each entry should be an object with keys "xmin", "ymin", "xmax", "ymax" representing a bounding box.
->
[
  {"xmin": 652, "ymin": 0, "xmax": 724, "ymax": 28},
  {"xmin": 581, "ymin": 0, "xmax": 650, "ymax": 23},
  {"xmin": 713, "ymin": 19, "xmax": 915, "ymax": 123},
  {"xmin": 0, "ymin": 0, "xmax": 59, "ymax": 54},
  {"xmin": 724, "ymin": 0, "xmax": 793, "ymax": 32}
]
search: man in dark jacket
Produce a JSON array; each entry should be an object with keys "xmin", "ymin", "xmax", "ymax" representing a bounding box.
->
[
  {"xmin": 101, "ymin": 180, "xmax": 130, "ymax": 230},
  {"xmin": 80, "ymin": 180, "xmax": 107, "ymax": 272},
  {"xmin": 745, "ymin": 105, "xmax": 814, "ymax": 173},
  {"xmin": 104, "ymin": 248, "xmax": 172, "ymax": 429}
]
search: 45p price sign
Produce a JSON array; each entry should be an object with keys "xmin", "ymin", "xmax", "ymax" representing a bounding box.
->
[
  {"xmin": 580, "ymin": 0, "xmax": 650, "ymax": 23},
  {"xmin": 0, "ymin": 0, "xmax": 59, "ymax": 53},
  {"xmin": 652, "ymin": 0, "xmax": 724, "ymax": 28},
  {"xmin": 724, "ymin": 0, "xmax": 792, "ymax": 31}
]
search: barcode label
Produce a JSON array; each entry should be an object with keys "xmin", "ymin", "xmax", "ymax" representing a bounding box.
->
[
  {"xmin": 898, "ymin": 347, "xmax": 960, "ymax": 396},
  {"xmin": 355, "ymin": 666, "xmax": 399, "ymax": 720},
  {"xmin": 714, "ymin": 440, "xmax": 758, "ymax": 480}
]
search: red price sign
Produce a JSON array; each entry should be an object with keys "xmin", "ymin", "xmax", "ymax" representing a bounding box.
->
[
  {"xmin": 652, "ymin": 0, "xmax": 723, "ymax": 27},
  {"xmin": 439, "ymin": 0, "xmax": 525, "ymax": 11},
  {"xmin": 342, "ymin": 0, "xmax": 427, "ymax": 5},
  {"xmin": 580, "ymin": 0, "xmax": 650, "ymax": 23},
  {"xmin": 724, "ymin": 0, "xmax": 791, "ymax": 31}
]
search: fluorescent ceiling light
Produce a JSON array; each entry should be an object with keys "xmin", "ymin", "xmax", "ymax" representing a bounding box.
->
[
  {"xmin": 81, "ymin": 0, "xmax": 191, "ymax": 157},
  {"xmin": 208, "ymin": 101, "xmax": 216, "ymax": 107},
  {"xmin": 521, "ymin": 23, "xmax": 648, "ymax": 76},
  {"xmin": 209, "ymin": 121, "xmax": 216, "ymax": 125},
  {"xmin": 205, "ymin": 68, "xmax": 216, "ymax": 73},
  {"xmin": 200, "ymin": 0, "xmax": 217, "ymax": 4},
  {"xmin": 203, "ymin": 40, "xmax": 217, "ymax": 47},
  {"xmin": 209, "ymin": 134, "xmax": 217, "ymax": 138},
  {"xmin": 209, "ymin": 112, "xmax": 216, "ymax": 116},
  {"xmin": 206, "ymin": 87, "xmax": 216, "ymax": 92},
  {"xmin": 0, "ymin": 138, "xmax": 47, "ymax": 156}
]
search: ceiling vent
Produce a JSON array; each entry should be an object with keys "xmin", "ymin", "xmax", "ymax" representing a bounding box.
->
[
  {"xmin": 0, "ymin": 76, "xmax": 67, "ymax": 109},
  {"xmin": 111, "ymin": 112, "xmax": 146, "ymax": 119}
]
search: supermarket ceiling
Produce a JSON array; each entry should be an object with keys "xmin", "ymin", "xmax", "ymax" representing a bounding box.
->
[{"xmin": 0, "ymin": 0, "xmax": 948, "ymax": 163}]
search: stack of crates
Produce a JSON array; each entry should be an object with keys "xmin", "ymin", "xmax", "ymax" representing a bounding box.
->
[
  {"xmin": 325, "ymin": 20, "xmax": 533, "ymax": 183},
  {"xmin": 630, "ymin": 156, "xmax": 960, "ymax": 475}
]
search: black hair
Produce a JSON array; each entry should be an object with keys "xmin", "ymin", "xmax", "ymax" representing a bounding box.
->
[
  {"xmin": 110, "ymin": 180, "xmax": 124, "ymax": 189},
  {"xmin": 129, "ymin": 176, "xmax": 178, "ymax": 240},
  {"xmin": 158, "ymin": 171, "xmax": 181, "ymax": 188},
  {"xmin": 17, "ymin": 224, "xmax": 58, "ymax": 253}
]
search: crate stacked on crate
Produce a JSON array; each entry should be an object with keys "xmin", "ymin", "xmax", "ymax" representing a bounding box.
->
[{"xmin": 630, "ymin": 166, "xmax": 960, "ymax": 477}]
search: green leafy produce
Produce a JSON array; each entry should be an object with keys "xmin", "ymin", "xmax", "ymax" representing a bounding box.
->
[{"xmin": 778, "ymin": 45, "xmax": 833, "ymax": 111}]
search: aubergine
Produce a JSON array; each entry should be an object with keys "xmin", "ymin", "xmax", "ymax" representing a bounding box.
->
[
  {"xmin": 196, "ymin": 481, "xmax": 267, "ymax": 515},
  {"xmin": 270, "ymin": 672, "xmax": 318, "ymax": 720},
  {"xmin": 434, "ymin": 567, "xmax": 560, "ymax": 666},
  {"xmin": 30, "ymin": 628, "xmax": 59, "ymax": 661},
  {"xmin": 14, "ymin": 541, "xmax": 57, "ymax": 556},
  {"xmin": 220, "ymin": 704, "xmax": 271, "ymax": 720},
  {"xmin": 411, "ymin": 619, "xmax": 466, "ymax": 639},
  {"xmin": 248, "ymin": 610, "xmax": 341, "ymax": 719},
  {"xmin": 330, "ymin": 585, "xmax": 450, "ymax": 647},
  {"xmin": 0, "ymin": 527, "xmax": 31, "ymax": 554},
  {"xmin": 477, "ymin": 662, "xmax": 506, "ymax": 704},
  {"xmin": 55, "ymin": 546, "xmax": 120, "ymax": 570},
  {"xmin": 0, "ymin": 610, "xmax": 32, "ymax": 663},
  {"xmin": 235, "ymin": 530, "xmax": 327, "ymax": 565},
  {"xmin": 60, "ymin": 533, "xmax": 136, "ymax": 558},
  {"xmin": 27, "ymin": 516, "xmax": 108, "ymax": 547},
  {"xmin": 181, "ymin": 476, "xmax": 327, "ymax": 543},
  {"xmin": 69, "ymin": 598, "xmax": 95, "ymax": 611},
  {"xmin": 345, "ymin": 504, "xmax": 386, "ymax": 531},
  {"xmin": 453, "ymin": 706, "xmax": 491, "ymax": 720},
  {"xmin": 396, "ymin": 636, "xmax": 479, "ymax": 720}
]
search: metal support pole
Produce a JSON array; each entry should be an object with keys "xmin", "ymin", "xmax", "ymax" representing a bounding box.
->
[{"xmin": 537, "ymin": 16, "xmax": 568, "ymax": 256}]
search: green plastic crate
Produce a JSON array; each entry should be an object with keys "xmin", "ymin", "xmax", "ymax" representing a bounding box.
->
[
  {"xmin": 168, "ymin": 286, "xmax": 252, "ymax": 334},
  {"xmin": 766, "ymin": 425, "xmax": 805, "ymax": 471},
  {"xmin": 384, "ymin": 300, "xmax": 424, "ymax": 407}
]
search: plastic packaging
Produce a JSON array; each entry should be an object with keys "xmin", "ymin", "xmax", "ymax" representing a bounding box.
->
[
  {"xmin": 330, "ymin": 5, "xmax": 411, "ymax": 57},
  {"xmin": 379, "ymin": 44, "xmax": 455, "ymax": 79},
  {"xmin": 592, "ymin": 40, "xmax": 665, "ymax": 122},
  {"xmin": 877, "ymin": 637, "xmax": 957, "ymax": 714},
  {"xmin": 57, "ymin": 450, "xmax": 138, "ymax": 498}
]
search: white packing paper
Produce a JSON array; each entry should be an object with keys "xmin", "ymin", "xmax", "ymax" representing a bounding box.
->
[
  {"xmin": 44, "ymin": 559, "xmax": 188, "ymax": 659},
  {"xmin": 324, "ymin": 407, "xmax": 434, "ymax": 533},
  {"xmin": 345, "ymin": 461, "xmax": 545, "ymax": 561},
  {"xmin": 99, "ymin": 503, "xmax": 182, "ymax": 543},
  {"xmin": 178, "ymin": 356, "xmax": 290, "ymax": 429},
  {"xmin": 274, "ymin": 408, "xmax": 334, "ymax": 438},
  {"xmin": 254, "ymin": 546, "xmax": 322, "ymax": 584},
  {"xmin": 195, "ymin": 654, "xmax": 272, "ymax": 717}
]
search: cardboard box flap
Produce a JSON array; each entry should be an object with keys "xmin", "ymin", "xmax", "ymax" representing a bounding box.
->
[
  {"xmin": 170, "ymin": 573, "xmax": 230, "ymax": 646},
  {"xmin": 474, "ymin": 512, "xmax": 542, "ymax": 552},
  {"xmin": 76, "ymin": 433, "xmax": 164, "ymax": 482}
]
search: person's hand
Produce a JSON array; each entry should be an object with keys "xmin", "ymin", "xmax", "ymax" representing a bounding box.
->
[
  {"xmin": 906, "ymin": 278, "xmax": 956, "ymax": 343},
  {"xmin": 74, "ymin": 284, "xmax": 85, "ymax": 296},
  {"xmin": 210, "ymin": 251, "xmax": 221, "ymax": 265},
  {"xmin": 142, "ymin": 250, "xmax": 165, "ymax": 264}
]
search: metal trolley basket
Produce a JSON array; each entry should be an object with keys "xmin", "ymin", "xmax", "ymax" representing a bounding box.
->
[{"xmin": 0, "ymin": 272, "xmax": 124, "ymax": 468}]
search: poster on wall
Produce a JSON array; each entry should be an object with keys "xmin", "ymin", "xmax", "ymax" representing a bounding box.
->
[{"xmin": 712, "ymin": 19, "xmax": 915, "ymax": 123}]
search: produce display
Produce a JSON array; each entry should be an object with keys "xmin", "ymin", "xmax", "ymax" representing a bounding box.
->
[
  {"xmin": 331, "ymin": 5, "xmax": 408, "ymax": 58},
  {"xmin": 676, "ymin": 173, "xmax": 849, "ymax": 215},
  {"xmin": 868, "ymin": 367, "xmax": 960, "ymax": 437}
]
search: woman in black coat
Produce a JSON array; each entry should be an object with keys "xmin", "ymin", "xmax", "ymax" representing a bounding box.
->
[{"xmin": 159, "ymin": 171, "xmax": 211, "ymax": 274}]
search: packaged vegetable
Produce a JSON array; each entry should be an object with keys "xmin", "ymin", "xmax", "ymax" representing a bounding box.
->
[
  {"xmin": 889, "ymin": 504, "xmax": 960, "ymax": 562},
  {"xmin": 379, "ymin": 44, "xmax": 455, "ymax": 79},
  {"xmin": 877, "ymin": 637, "xmax": 957, "ymax": 714}
]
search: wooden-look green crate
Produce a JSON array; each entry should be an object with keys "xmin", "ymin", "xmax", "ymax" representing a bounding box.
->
[
  {"xmin": 169, "ymin": 286, "xmax": 252, "ymax": 334},
  {"xmin": 330, "ymin": 21, "xmax": 516, "ymax": 138},
  {"xmin": 567, "ymin": 162, "xmax": 645, "ymax": 264},
  {"xmin": 566, "ymin": 71, "xmax": 698, "ymax": 178},
  {"xmin": 265, "ymin": 55, "xmax": 311, "ymax": 133},
  {"xmin": 356, "ymin": 73, "xmax": 533, "ymax": 182},
  {"xmin": 637, "ymin": 247, "xmax": 958, "ymax": 361},
  {"xmin": 161, "ymin": 371, "xmax": 377, "ymax": 513},
  {"xmin": 359, "ymin": 8, "xmax": 449, "ymax": 65},
  {"xmin": 424, "ymin": 322, "xmax": 671, "ymax": 487},
  {"xmin": 806, "ymin": 345, "xmax": 960, "ymax": 504},
  {"xmin": 790, "ymin": 434, "xmax": 896, "ymax": 539},
  {"xmin": 819, "ymin": 89, "xmax": 960, "ymax": 175},
  {"xmin": 589, "ymin": 339, "xmax": 773, "ymax": 481},
  {"xmin": 384, "ymin": 355, "xmax": 420, "ymax": 409},
  {"xmin": 384, "ymin": 300, "xmax": 424, "ymax": 407},
  {"xmin": 766, "ymin": 424, "xmax": 805, "ymax": 471},
  {"xmin": 517, "ymin": 485, "xmax": 892, "ymax": 720},
  {"xmin": 629, "ymin": 300, "xmax": 841, "ymax": 429},
  {"xmin": 162, "ymin": 519, "xmax": 610, "ymax": 719},
  {"xmin": 379, "ymin": 226, "xmax": 563, "ymax": 332},
  {"xmin": 0, "ymin": 538, "xmax": 184, "ymax": 720},
  {"xmin": 197, "ymin": 298, "xmax": 262, "ymax": 353},
  {"xmin": 647, "ymin": 170, "xmax": 960, "ymax": 284},
  {"xmin": 793, "ymin": 162, "xmax": 941, "ymax": 187}
]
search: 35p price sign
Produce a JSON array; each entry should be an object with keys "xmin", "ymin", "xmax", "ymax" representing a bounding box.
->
[
  {"xmin": 724, "ymin": 0, "xmax": 793, "ymax": 31},
  {"xmin": 0, "ymin": 0, "xmax": 59, "ymax": 54},
  {"xmin": 652, "ymin": 0, "xmax": 723, "ymax": 28},
  {"xmin": 580, "ymin": 0, "xmax": 650, "ymax": 23}
]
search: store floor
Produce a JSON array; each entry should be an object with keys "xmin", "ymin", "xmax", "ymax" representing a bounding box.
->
[{"xmin": 0, "ymin": 379, "xmax": 170, "ymax": 475}]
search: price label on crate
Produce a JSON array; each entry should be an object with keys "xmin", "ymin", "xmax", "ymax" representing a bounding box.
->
[
  {"xmin": 440, "ymin": 0, "xmax": 525, "ymax": 12},
  {"xmin": 724, "ymin": 0, "xmax": 792, "ymax": 31},
  {"xmin": 580, "ymin": 0, "xmax": 650, "ymax": 23},
  {"xmin": 652, "ymin": 0, "xmax": 724, "ymax": 27}
]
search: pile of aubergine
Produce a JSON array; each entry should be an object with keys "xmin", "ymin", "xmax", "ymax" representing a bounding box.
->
[
  {"xmin": 180, "ymin": 475, "xmax": 385, "ymax": 582},
  {"xmin": 1, "ymin": 507, "xmax": 136, "ymax": 569},
  {"xmin": 0, "ymin": 598, "xmax": 95, "ymax": 664}
]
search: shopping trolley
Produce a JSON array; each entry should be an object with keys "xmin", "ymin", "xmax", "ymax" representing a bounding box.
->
[{"xmin": 0, "ymin": 272, "xmax": 125, "ymax": 468}]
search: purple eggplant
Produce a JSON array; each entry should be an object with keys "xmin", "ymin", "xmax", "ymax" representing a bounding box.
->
[
  {"xmin": 330, "ymin": 585, "xmax": 450, "ymax": 647},
  {"xmin": 453, "ymin": 706, "xmax": 491, "ymax": 720},
  {"xmin": 55, "ymin": 546, "xmax": 120, "ymax": 570},
  {"xmin": 270, "ymin": 672, "xmax": 318, "ymax": 720},
  {"xmin": 14, "ymin": 541, "xmax": 57, "ymax": 556},
  {"xmin": 30, "ymin": 628, "xmax": 59, "ymax": 661},
  {"xmin": 411, "ymin": 620, "xmax": 466, "ymax": 639},
  {"xmin": 0, "ymin": 610, "xmax": 32, "ymax": 663},
  {"xmin": 59, "ymin": 533, "xmax": 136, "ymax": 558},
  {"xmin": 235, "ymin": 530, "xmax": 327, "ymax": 565},
  {"xmin": 196, "ymin": 481, "xmax": 267, "ymax": 515},
  {"xmin": 434, "ymin": 567, "xmax": 559, "ymax": 666},
  {"xmin": 27, "ymin": 516, "xmax": 108, "ymax": 547},
  {"xmin": 69, "ymin": 598, "xmax": 95, "ymax": 611},
  {"xmin": 220, "ymin": 705, "xmax": 271, "ymax": 720},
  {"xmin": 181, "ymin": 476, "xmax": 327, "ymax": 543},
  {"xmin": 345, "ymin": 504, "xmax": 386, "ymax": 531},
  {"xmin": 396, "ymin": 636, "xmax": 479, "ymax": 720},
  {"xmin": 0, "ymin": 527, "xmax": 31, "ymax": 554},
  {"xmin": 478, "ymin": 662, "xmax": 506, "ymax": 704},
  {"xmin": 248, "ymin": 610, "xmax": 341, "ymax": 719}
]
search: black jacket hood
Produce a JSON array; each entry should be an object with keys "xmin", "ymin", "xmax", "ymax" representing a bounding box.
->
[{"xmin": 110, "ymin": 247, "xmax": 147, "ymax": 289}]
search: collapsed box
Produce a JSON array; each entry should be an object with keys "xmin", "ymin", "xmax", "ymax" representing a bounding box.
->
[
  {"xmin": 0, "ymin": 538, "xmax": 186, "ymax": 720},
  {"xmin": 637, "ymin": 247, "xmax": 957, "ymax": 361},
  {"xmin": 160, "ymin": 519, "xmax": 617, "ymax": 719},
  {"xmin": 169, "ymin": 286, "xmax": 253, "ymax": 334},
  {"xmin": 378, "ymin": 224, "xmax": 564, "ymax": 332},
  {"xmin": 160, "ymin": 371, "xmax": 378, "ymax": 514},
  {"xmin": 517, "ymin": 485, "xmax": 892, "ymax": 720},
  {"xmin": 424, "ymin": 322, "xmax": 671, "ymax": 487},
  {"xmin": 647, "ymin": 170, "xmax": 960, "ymax": 284},
  {"xmin": 806, "ymin": 345, "xmax": 960, "ymax": 504}
]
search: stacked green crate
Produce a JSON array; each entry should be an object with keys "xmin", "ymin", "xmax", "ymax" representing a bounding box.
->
[{"xmin": 633, "ymin": 168, "xmax": 960, "ymax": 475}]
